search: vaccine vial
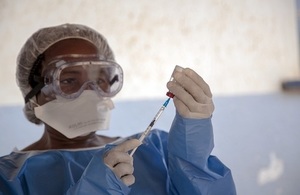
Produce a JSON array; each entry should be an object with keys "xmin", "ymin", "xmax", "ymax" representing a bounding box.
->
[{"xmin": 166, "ymin": 65, "xmax": 184, "ymax": 98}]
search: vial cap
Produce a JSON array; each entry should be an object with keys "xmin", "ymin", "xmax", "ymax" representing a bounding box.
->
[{"xmin": 166, "ymin": 91, "xmax": 174, "ymax": 98}]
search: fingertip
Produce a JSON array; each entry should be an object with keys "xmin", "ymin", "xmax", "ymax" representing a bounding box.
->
[
  {"xmin": 183, "ymin": 67, "xmax": 196, "ymax": 76},
  {"xmin": 166, "ymin": 81, "xmax": 173, "ymax": 90},
  {"xmin": 122, "ymin": 175, "xmax": 135, "ymax": 186},
  {"xmin": 174, "ymin": 65, "xmax": 184, "ymax": 72}
]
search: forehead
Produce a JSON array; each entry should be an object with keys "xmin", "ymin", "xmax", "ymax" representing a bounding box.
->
[{"xmin": 43, "ymin": 38, "xmax": 99, "ymax": 66}]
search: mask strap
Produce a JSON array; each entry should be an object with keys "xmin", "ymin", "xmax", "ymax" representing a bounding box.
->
[{"xmin": 29, "ymin": 98, "xmax": 40, "ymax": 107}]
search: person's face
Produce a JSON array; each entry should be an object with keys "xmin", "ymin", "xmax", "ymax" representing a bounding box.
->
[{"xmin": 37, "ymin": 39, "xmax": 99, "ymax": 105}]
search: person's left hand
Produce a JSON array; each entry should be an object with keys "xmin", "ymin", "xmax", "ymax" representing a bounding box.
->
[
  {"xmin": 166, "ymin": 67, "xmax": 214, "ymax": 119},
  {"xmin": 104, "ymin": 139, "xmax": 141, "ymax": 186}
]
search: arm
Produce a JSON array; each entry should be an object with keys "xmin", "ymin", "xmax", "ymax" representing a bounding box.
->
[
  {"xmin": 166, "ymin": 67, "xmax": 236, "ymax": 194},
  {"xmin": 67, "ymin": 145, "xmax": 138, "ymax": 195},
  {"xmin": 0, "ymin": 150, "xmax": 132, "ymax": 195},
  {"xmin": 68, "ymin": 139, "xmax": 141, "ymax": 195},
  {"xmin": 168, "ymin": 114, "xmax": 236, "ymax": 194}
]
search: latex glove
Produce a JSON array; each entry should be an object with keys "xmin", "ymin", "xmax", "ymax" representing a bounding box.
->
[
  {"xmin": 104, "ymin": 139, "xmax": 141, "ymax": 186},
  {"xmin": 167, "ymin": 67, "xmax": 214, "ymax": 119}
]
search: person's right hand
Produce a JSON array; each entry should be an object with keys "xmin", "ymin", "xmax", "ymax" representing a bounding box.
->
[
  {"xmin": 103, "ymin": 139, "xmax": 141, "ymax": 186},
  {"xmin": 167, "ymin": 67, "xmax": 214, "ymax": 119}
]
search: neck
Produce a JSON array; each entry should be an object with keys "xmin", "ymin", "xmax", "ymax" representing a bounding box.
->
[{"xmin": 23, "ymin": 125, "xmax": 119, "ymax": 151}]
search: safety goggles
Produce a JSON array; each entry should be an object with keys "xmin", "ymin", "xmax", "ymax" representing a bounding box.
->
[{"xmin": 25, "ymin": 54, "xmax": 123, "ymax": 102}]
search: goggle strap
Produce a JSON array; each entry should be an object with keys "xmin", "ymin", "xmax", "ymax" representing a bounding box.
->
[
  {"xmin": 25, "ymin": 76, "xmax": 45, "ymax": 103},
  {"xmin": 109, "ymin": 75, "xmax": 119, "ymax": 86},
  {"xmin": 33, "ymin": 75, "xmax": 44, "ymax": 83}
]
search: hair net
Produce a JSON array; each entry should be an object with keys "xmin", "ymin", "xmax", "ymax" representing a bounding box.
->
[{"xmin": 16, "ymin": 23, "xmax": 116, "ymax": 124}]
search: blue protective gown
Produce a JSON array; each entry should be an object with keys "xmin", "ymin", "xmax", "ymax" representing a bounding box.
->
[{"xmin": 0, "ymin": 114, "xmax": 236, "ymax": 195}]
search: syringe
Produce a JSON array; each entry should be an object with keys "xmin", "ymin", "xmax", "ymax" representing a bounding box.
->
[
  {"xmin": 129, "ymin": 65, "xmax": 182, "ymax": 156},
  {"xmin": 129, "ymin": 96, "xmax": 172, "ymax": 156}
]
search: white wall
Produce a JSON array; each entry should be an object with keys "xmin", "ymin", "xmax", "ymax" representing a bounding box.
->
[
  {"xmin": 0, "ymin": 0, "xmax": 299, "ymax": 105},
  {"xmin": 1, "ymin": 1, "xmax": 300, "ymax": 194}
]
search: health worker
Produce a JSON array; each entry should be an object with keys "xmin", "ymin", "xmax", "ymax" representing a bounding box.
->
[{"xmin": 0, "ymin": 23, "xmax": 236, "ymax": 195}]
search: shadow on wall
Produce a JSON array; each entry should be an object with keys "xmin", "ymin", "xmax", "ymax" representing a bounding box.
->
[{"xmin": 0, "ymin": 92, "xmax": 299, "ymax": 195}]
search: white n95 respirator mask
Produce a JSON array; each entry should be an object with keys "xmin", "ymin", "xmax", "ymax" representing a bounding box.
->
[{"xmin": 34, "ymin": 90, "xmax": 114, "ymax": 139}]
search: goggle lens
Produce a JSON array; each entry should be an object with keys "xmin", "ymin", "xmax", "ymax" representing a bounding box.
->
[{"xmin": 49, "ymin": 60, "xmax": 123, "ymax": 99}]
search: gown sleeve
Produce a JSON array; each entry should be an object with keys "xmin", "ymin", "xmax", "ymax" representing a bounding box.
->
[
  {"xmin": 0, "ymin": 148, "xmax": 131, "ymax": 195},
  {"xmin": 167, "ymin": 112, "xmax": 237, "ymax": 195},
  {"xmin": 66, "ymin": 148, "xmax": 131, "ymax": 195}
]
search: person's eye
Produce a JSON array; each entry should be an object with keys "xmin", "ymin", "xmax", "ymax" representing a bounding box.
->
[
  {"xmin": 60, "ymin": 78, "xmax": 77, "ymax": 85},
  {"xmin": 96, "ymin": 78, "xmax": 107, "ymax": 85}
]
